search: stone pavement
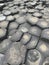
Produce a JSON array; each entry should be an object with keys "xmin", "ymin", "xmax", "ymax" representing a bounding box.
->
[{"xmin": 0, "ymin": 0, "xmax": 49, "ymax": 65}]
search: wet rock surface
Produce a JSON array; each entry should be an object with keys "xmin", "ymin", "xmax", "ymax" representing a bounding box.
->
[{"xmin": 0, "ymin": 0, "xmax": 49, "ymax": 65}]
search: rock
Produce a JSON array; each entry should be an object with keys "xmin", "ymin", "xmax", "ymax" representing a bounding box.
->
[
  {"xmin": 37, "ymin": 19, "xmax": 49, "ymax": 29},
  {"xmin": 21, "ymin": 33, "xmax": 31, "ymax": 45},
  {"xmin": 26, "ymin": 49, "xmax": 44, "ymax": 65},
  {"xmin": 36, "ymin": 40, "xmax": 49, "ymax": 57},
  {"xmin": 0, "ymin": 39, "xmax": 11, "ymax": 53},
  {"xmin": 41, "ymin": 29, "xmax": 49, "ymax": 40},
  {"xmin": 0, "ymin": 15, "xmax": 6, "ymax": 21},
  {"xmin": 29, "ymin": 1, "xmax": 37, "ymax": 6},
  {"xmin": 43, "ymin": 57, "xmax": 49, "ymax": 65},
  {"xmin": 33, "ymin": 12, "xmax": 42, "ymax": 17},
  {"xmin": 0, "ymin": 21, "xmax": 9, "ymax": 28},
  {"xmin": 46, "ymin": 18, "xmax": 49, "ymax": 22},
  {"xmin": 26, "ymin": 2, "xmax": 33, "ymax": 8},
  {"xmin": 23, "ymin": 0, "xmax": 29, "ymax": 2},
  {"xmin": 8, "ymin": 3, "xmax": 14, "ymax": 7},
  {"xmin": 5, "ymin": 42, "xmax": 27, "ymax": 65},
  {"xmin": 16, "ymin": 16, "xmax": 26, "ymax": 24},
  {"xmin": 9, "ymin": 22, "xmax": 19, "ymax": 30},
  {"xmin": 42, "ymin": 15, "xmax": 49, "ymax": 19},
  {"xmin": 35, "ymin": 5, "xmax": 44, "ymax": 10},
  {"xmin": 29, "ymin": 26, "xmax": 41, "ymax": 37},
  {"xmin": 13, "ymin": 14, "xmax": 20, "ymax": 19},
  {"xmin": 19, "ymin": 8, "xmax": 28, "ymax": 15},
  {"xmin": 10, "ymin": 30, "xmax": 23, "ymax": 41},
  {"xmin": 0, "ymin": 0, "xmax": 4, "ymax": 2},
  {"xmin": 6, "ymin": 15, "xmax": 15, "ymax": 21},
  {"xmin": 19, "ymin": 26, "xmax": 29, "ymax": 33},
  {"xmin": 27, "ymin": 9, "xmax": 35, "ymax": 14},
  {"xmin": 0, "ymin": 28, "xmax": 6, "ymax": 38},
  {"xmin": 26, "ymin": 15, "xmax": 39, "ymax": 25},
  {"xmin": 26, "ymin": 36, "xmax": 39, "ymax": 49},
  {"xmin": 2, "ymin": 10, "xmax": 11, "ymax": 16},
  {"xmin": 3, "ymin": 6, "xmax": 9, "ymax": 10},
  {"xmin": 0, "ymin": 3, "xmax": 5, "ymax": 7},
  {"xmin": 8, "ymin": 29, "xmax": 17, "ymax": 36},
  {"xmin": 19, "ymin": 23, "xmax": 30, "ymax": 33},
  {"xmin": 22, "ymin": 64, "xmax": 25, "ymax": 65},
  {"xmin": 0, "ymin": 54, "xmax": 5, "ymax": 65},
  {"xmin": 11, "ymin": 8, "xmax": 19, "ymax": 14}
]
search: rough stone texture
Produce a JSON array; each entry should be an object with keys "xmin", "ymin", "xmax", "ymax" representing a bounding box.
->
[
  {"xmin": 0, "ymin": 54, "xmax": 5, "ymax": 65},
  {"xmin": 10, "ymin": 30, "xmax": 23, "ymax": 41},
  {"xmin": 5, "ymin": 42, "xmax": 26, "ymax": 65},
  {"xmin": 0, "ymin": 0, "xmax": 49, "ymax": 65},
  {"xmin": 26, "ymin": 49, "xmax": 44, "ymax": 65},
  {"xmin": 26, "ymin": 36, "xmax": 39, "ymax": 49}
]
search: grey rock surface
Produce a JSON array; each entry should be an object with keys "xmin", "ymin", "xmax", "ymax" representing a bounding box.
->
[
  {"xmin": 26, "ymin": 49, "xmax": 44, "ymax": 65},
  {"xmin": 0, "ymin": 0, "xmax": 49, "ymax": 65},
  {"xmin": 5, "ymin": 42, "xmax": 27, "ymax": 65},
  {"xmin": 0, "ymin": 54, "xmax": 5, "ymax": 65}
]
